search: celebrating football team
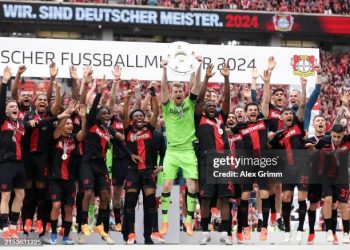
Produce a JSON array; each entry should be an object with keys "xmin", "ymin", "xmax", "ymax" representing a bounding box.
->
[{"xmin": 0, "ymin": 55, "xmax": 349, "ymax": 246}]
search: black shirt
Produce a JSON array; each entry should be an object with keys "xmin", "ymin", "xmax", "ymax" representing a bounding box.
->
[
  {"xmin": 195, "ymin": 110, "xmax": 230, "ymax": 157},
  {"xmin": 50, "ymin": 135, "xmax": 78, "ymax": 181},
  {"xmin": 0, "ymin": 83, "xmax": 25, "ymax": 162},
  {"xmin": 125, "ymin": 123, "xmax": 155, "ymax": 170}
]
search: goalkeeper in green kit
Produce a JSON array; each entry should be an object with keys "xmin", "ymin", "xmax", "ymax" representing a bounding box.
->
[{"xmin": 159, "ymin": 58, "xmax": 202, "ymax": 237}]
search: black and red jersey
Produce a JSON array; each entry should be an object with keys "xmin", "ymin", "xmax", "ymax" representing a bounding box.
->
[
  {"xmin": 84, "ymin": 123, "xmax": 115, "ymax": 161},
  {"xmin": 110, "ymin": 115, "xmax": 129, "ymax": 159},
  {"xmin": 228, "ymin": 133, "xmax": 244, "ymax": 151},
  {"xmin": 315, "ymin": 135, "xmax": 350, "ymax": 179},
  {"xmin": 270, "ymin": 116, "xmax": 305, "ymax": 166},
  {"xmin": 268, "ymin": 103, "xmax": 283, "ymax": 132},
  {"xmin": 195, "ymin": 111, "xmax": 230, "ymax": 157},
  {"xmin": 83, "ymin": 93, "xmax": 130, "ymax": 162},
  {"xmin": 0, "ymin": 84, "xmax": 25, "ymax": 162},
  {"xmin": 71, "ymin": 114, "xmax": 83, "ymax": 156},
  {"xmin": 23, "ymin": 110, "xmax": 56, "ymax": 154},
  {"xmin": 111, "ymin": 116, "xmax": 124, "ymax": 134},
  {"xmin": 305, "ymin": 135, "xmax": 324, "ymax": 145},
  {"xmin": 231, "ymin": 119, "xmax": 270, "ymax": 151},
  {"xmin": 50, "ymin": 135, "xmax": 78, "ymax": 181},
  {"xmin": 17, "ymin": 108, "xmax": 31, "ymax": 121},
  {"xmin": 125, "ymin": 123, "xmax": 155, "ymax": 170}
]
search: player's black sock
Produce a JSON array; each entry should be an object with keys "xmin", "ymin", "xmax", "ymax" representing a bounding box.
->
[
  {"xmin": 113, "ymin": 207, "xmax": 121, "ymax": 225},
  {"xmin": 63, "ymin": 221, "xmax": 72, "ymax": 238},
  {"xmin": 325, "ymin": 218, "xmax": 332, "ymax": 231},
  {"xmin": 103, "ymin": 206, "xmax": 110, "ymax": 233},
  {"xmin": 262, "ymin": 198, "xmax": 270, "ymax": 228},
  {"xmin": 237, "ymin": 205, "xmax": 242, "ymax": 233},
  {"xmin": 332, "ymin": 209, "xmax": 337, "ymax": 234},
  {"xmin": 269, "ymin": 194, "xmax": 276, "ymax": 214},
  {"xmin": 240, "ymin": 200, "xmax": 249, "ymax": 228},
  {"xmin": 144, "ymin": 194, "xmax": 159, "ymax": 232},
  {"xmin": 81, "ymin": 211, "xmax": 88, "ymax": 225},
  {"xmin": 0, "ymin": 214, "xmax": 9, "ymax": 229},
  {"xmin": 297, "ymin": 200, "xmax": 307, "ymax": 231},
  {"xmin": 51, "ymin": 219, "xmax": 58, "ymax": 234},
  {"xmin": 282, "ymin": 202, "xmax": 291, "ymax": 232},
  {"xmin": 343, "ymin": 220, "xmax": 350, "ymax": 234},
  {"xmin": 308, "ymin": 209, "xmax": 316, "ymax": 234},
  {"xmin": 76, "ymin": 191, "xmax": 83, "ymax": 233},
  {"xmin": 218, "ymin": 220, "xmax": 230, "ymax": 233},
  {"xmin": 125, "ymin": 192, "xmax": 138, "ymax": 234},
  {"xmin": 201, "ymin": 217, "xmax": 210, "ymax": 231},
  {"xmin": 22, "ymin": 188, "xmax": 36, "ymax": 224},
  {"xmin": 36, "ymin": 188, "xmax": 46, "ymax": 220},
  {"xmin": 96, "ymin": 208, "xmax": 108, "ymax": 227},
  {"xmin": 9, "ymin": 212, "xmax": 20, "ymax": 227}
]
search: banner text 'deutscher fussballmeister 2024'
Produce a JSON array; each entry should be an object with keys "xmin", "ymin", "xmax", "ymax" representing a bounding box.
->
[{"xmin": 0, "ymin": 1, "xmax": 350, "ymax": 36}]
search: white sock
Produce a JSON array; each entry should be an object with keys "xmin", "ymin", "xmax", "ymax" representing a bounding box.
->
[
  {"xmin": 258, "ymin": 213, "xmax": 263, "ymax": 220},
  {"xmin": 276, "ymin": 213, "xmax": 281, "ymax": 219}
]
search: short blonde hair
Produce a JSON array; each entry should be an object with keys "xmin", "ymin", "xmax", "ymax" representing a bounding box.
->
[{"xmin": 170, "ymin": 81, "xmax": 183, "ymax": 89}]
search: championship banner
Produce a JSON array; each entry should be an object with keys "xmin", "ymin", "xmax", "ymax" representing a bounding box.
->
[
  {"xmin": 1, "ymin": 2, "xmax": 350, "ymax": 35},
  {"xmin": 0, "ymin": 37, "xmax": 319, "ymax": 85}
]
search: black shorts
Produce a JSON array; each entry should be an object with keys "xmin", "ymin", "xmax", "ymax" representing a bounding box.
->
[
  {"xmin": 234, "ymin": 184, "xmax": 242, "ymax": 199},
  {"xmin": 322, "ymin": 184, "xmax": 349, "ymax": 203},
  {"xmin": 24, "ymin": 153, "xmax": 49, "ymax": 183},
  {"xmin": 282, "ymin": 183, "xmax": 308, "ymax": 192},
  {"xmin": 73, "ymin": 155, "xmax": 82, "ymax": 182},
  {"xmin": 80, "ymin": 159, "xmax": 111, "ymax": 191},
  {"xmin": 49, "ymin": 179, "xmax": 76, "ymax": 206},
  {"xmin": 112, "ymin": 158, "xmax": 130, "ymax": 187},
  {"xmin": 308, "ymin": 184, "xmax": 322, "ymax": 203},
  {"xmin": 0, "ymin": 161, "xmax": 26, "ymax": 191},
  {"xmin": 241, "ymin": 179, "xmax": 269, "ymax": 193},
  {"xmin": 124, "ymin": 168, "xmax": 156, "ymax": 190},
  {"xmin": 199, "ymin": 180, "xmax": 235, "ymax": 199}
]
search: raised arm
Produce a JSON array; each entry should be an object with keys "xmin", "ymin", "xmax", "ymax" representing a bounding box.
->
[
  {"xmin": 134, "ymin": 81, "xmax": 142, "ymax": 110},
  {"xmin": 107, "ymin": 65, "xmax": 121, "ymax": 111},
  {"xmin": 80, "ymin": 66, "xmax": 93, "ymax": 105},
  {"xmin": 47, "ymin": 61, "xmax": 58, "ymax": 103},
  {"xmin": 190, "ymin": 55, "xmax": 203, "ymax": 96},
  {"xmin": 304, "ymin": 65, "xmax": 322, "ymax": 131},
  {"xmin": 87, "ymin": 76, "xmax": 106, "ymax": 126},
  {"xmin": 53, "ymin": 116, "xmax": 68, "ymax": 139},
  {"xmin": 334, "ymin": 91, "xmax": 350, "ymax": 125},
  {"xmin": 297, "ymin": 77, "xmax": 307, "ymax": 122},
  {"xmin": 251, "ymin": 67, "xmax": 258, "ymax": 103},
  {"xmin": 195, "ymin": 64, "xmax": 215, "ymax": 116},
  {"xmin": 160, "ymin": 60, "xmax": 169, "ymax": 104},
  {"xmin": 11, "ymin": 65, "xmax": 26, "ymax": 101},
  {"xmin": 51, "ymin": 82, "xmax": 63, "ymax": 115},
  {"xmin": 220, "ymin": 62, "xmax": 230, "ymax": 115},
  {"xmin": 0, "ymin": 66, "xmax": 12, "ymax": 125},
  {"xmin": 69, "ymin": 65, "xmax": 79, "ymax": 100},
  {"xmin": 141, "ymin": 81, "xmax": 156, "ymax": 111},
  {"xmin": 76, "ymin": 104, "xmax": 87, "ymax": 142},
  {"xmin": 122, "ymin": 90, "xmax": 133, "ymax": 129},
  {"xmin": 261, "ymin": 56, "xmax": 276, "ymax": 118},
  {"xmin": 149, "ymin": 85, "xmax": 159, "ymax": 128}
]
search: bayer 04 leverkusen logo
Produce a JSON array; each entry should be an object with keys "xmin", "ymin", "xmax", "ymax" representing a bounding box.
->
[{"xmin": 291, "ymin": 55, "xmax": 317, "ymax": 77}]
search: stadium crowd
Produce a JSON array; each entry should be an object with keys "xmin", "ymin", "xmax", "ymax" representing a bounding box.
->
[{"xmin": 62, "ymin": 0, "xmax": 350, "ymax": 15}]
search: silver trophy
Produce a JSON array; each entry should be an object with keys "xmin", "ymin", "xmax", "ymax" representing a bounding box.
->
[{"xmin": 164, "ymin": 41, "xmax": 199, "ymax": 76}]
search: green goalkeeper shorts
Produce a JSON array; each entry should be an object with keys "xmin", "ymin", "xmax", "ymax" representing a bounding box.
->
[{"xmin": 163, "ymin": 148, "xmax": 198, "ymax": 180}]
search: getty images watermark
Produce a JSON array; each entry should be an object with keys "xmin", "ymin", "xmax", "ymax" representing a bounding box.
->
[
  {"xmin": 205, "ymin": 149, "xmax": 350, "ymax": 185},
  {"xmin": 204, "ymin": 150, "xmax": 285, "ymax": 184},
  {"xmin": 212, "ymin": 155, "xmax": 281, "ymax": 178}
]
